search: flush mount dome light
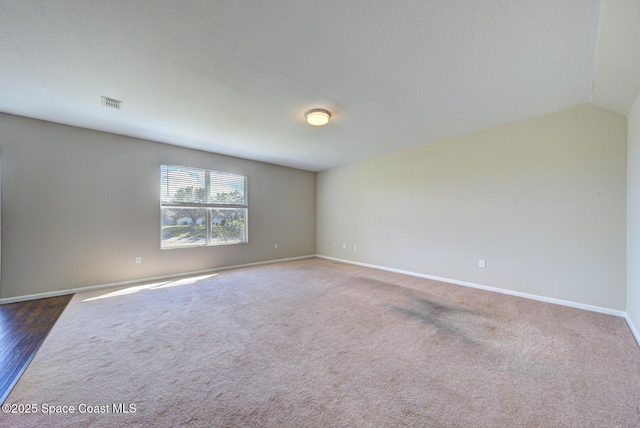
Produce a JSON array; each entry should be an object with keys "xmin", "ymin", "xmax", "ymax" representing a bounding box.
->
[{"xmin": 305, "ymin": 108, "xmax": 331, "ymax": 126}]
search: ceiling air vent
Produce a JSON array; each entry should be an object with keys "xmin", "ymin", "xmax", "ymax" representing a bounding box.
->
[{"xmin": 101, "ymin": 96, "xmax": 123, "ymax": 109}]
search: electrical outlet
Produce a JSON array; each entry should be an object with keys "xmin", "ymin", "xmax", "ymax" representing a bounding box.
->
[
  {"xmin": 274, "ymin": 243, "xmax": 278, "ymax": 249},
  {"xmin": 342, "ymin": 244, "xmax": 347, "ymax": 250},
  {"xmin": 353, "ymin": 245, "xmax": 357, "ymax": 251},
  {"xmin": 478, "ymin": 259, "xmax": 486, "ymax": 268},
  {"xmin": 135, "ymin": 256, "xmax": 142, "ymax": 264},
  {"xmin": 332, "ymin": 243, "xmax": 336, "ymax": 248}
]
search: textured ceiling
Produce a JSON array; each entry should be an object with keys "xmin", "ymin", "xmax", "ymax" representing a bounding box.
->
[{"xmin": 0, "ymin": 0, "xmax": 637, "ymax": 171}]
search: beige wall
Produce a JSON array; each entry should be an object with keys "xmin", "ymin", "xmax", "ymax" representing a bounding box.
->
[
  {"xmin": 0, "ymin": 113, "xmax": 316, "ymax": 299},
  {"xmin": 628, "ymin": 92, "xmax": 640, "ymax": 331},
  {"xmin": 317, "ymin": 104, "xmax": 627, "ymax": 310}
]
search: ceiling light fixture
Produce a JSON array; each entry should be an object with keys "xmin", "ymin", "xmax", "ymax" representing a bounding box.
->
[{"xmin": 305, "ymin": 108, "xmax": 331, "ymax": 126}]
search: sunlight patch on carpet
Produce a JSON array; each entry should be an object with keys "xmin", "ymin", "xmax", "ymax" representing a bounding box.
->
[{"xmin": 82, "ymin": 274, "xmax": 218, "ymax": 302}]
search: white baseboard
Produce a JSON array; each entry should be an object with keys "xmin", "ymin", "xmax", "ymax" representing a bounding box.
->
[
  {"xmin": 0, "ymin": 255, "xmax": 315, "ymax": 305},
  {"xmin": 625, "ymin": 315, "xmax": 640, "ymax": 348},
  {"xmin": 317, "ymin": 255, "xmax": 628, "ymax": 318}
]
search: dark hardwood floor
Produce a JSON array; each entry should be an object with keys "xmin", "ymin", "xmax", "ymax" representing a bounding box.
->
[{"xmin": 0, "ymin": 295, "xmax": 73, "ymax": 404}]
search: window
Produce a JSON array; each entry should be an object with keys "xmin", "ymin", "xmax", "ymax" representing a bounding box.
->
[{"xmin": 161, "ymin": 164, "xmax": 248, "ymax": 248}]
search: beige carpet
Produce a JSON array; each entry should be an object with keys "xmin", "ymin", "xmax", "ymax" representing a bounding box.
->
[{"xmin": 3, "ymin": 258, "xmax": 640, "ymax": 427}]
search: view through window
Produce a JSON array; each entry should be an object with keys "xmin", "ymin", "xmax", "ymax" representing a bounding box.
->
[{"xmin": 161, "ymin": 165, "xmax": 248, "ymax": 248}]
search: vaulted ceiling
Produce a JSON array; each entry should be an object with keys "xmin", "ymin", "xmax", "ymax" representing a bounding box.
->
[{"xmin": 1, "ymin": 0, "xmax": 639, "ymax": 171}]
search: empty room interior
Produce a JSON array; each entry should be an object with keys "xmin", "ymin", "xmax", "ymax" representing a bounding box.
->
[{"xmin": 1, "ymin": 0, "xmax": 640, "ymax": 426}]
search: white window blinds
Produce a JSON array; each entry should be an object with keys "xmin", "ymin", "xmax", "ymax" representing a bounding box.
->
[{"xmin": 161, "ymin": 165, "xmax": 247, "ymax": 207}]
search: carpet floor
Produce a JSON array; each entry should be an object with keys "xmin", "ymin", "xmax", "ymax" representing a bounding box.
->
[{"xmin": 2, "ymin": 258, "xmax": 639, "ymax": 427}]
